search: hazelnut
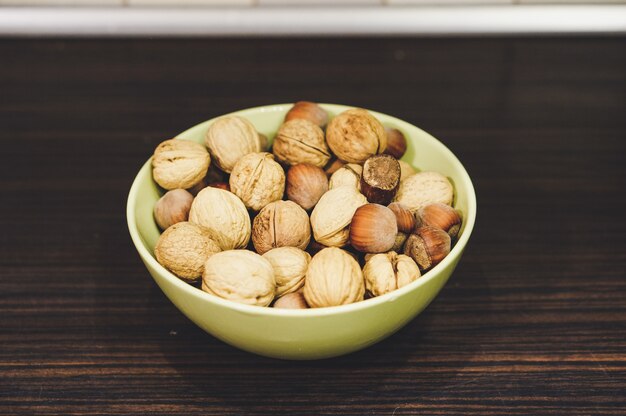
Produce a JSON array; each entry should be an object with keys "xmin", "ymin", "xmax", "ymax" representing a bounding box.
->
[
  {"xmin": 360, "ymin": 154, "xmax": 401, "ymax": 205},
  {"xmin": 418, "ymin": 202, "xmax": 462, "ymax": 239},
  {"xmin": 258, "ymin": 133, "xmax": 270, "ymax": 152},
  {"xmin": 310, "ymin": 186, "xmax": 367, "ymax": 247},
  {"xmin": 152, "ymin": 139, "xmax": 210, "ymax": 190},
  {"xmin": 284, "ymin": 101, "xmax": 329, "ymax": 127},
  {"xmin": 153, "ymin": 189, "xmax": 194, "ymax": 230},
  {"xmin": 306, "ymin": 239, "xmax": 327, "ymax": 257},
  {"xmin": 394, "ymin": 171, "xmax": 454, "ymax": 213},
  {"xmin": 303, "ymin": 247, "xmax": 365, "ymax": 308},
  {"xmin": 273, "ymin": 119, "xmax": 331, "ymax": 168},
  {"xmin": 202, "ymin": 250, "xmax": 275, "ymax": 307},
  {"xmin": 329, "ymin": 163, "xmax": 362, "ymax": 190},
  {"xmin": 399, "ymin": 160, "xmax": 416, "ymax": 181},
  {"xmin": 286, "ymin": 163, "xmax": 329, "ymax": 210},
  {"xmin": 205, "ymin": 115, "xmax": 261, "ymax": 173},
  {"xmin": 155, "ymin": 222, "xmax": 221, "ymax": 282},
  {"xmin": 326, "ymin": 108, "xmax": 387, "ymax": 164},
  {"xmin": 252, "ymin": 200, "xmax": 311, "ymax": 255},
  {"xmin": 273, "ymin": 292, "xmax": 309, "ymax": 309},
  {"xmin": 349, "ymin": 204, "xmax": 398, "ymax": 253},
  {"xmin": 208, "ymin": 181, "xmax": 230, "ymax": 191},
  {"xmin": 189, "ymin": 187, "xmax": 251, "ymax": 250},
  {"xmin": 263, "ymin": 247, "xmax": 311, "ymax": 298},
  {"xmin": 404, "ymin": 226, "xmax": 451, "ymax": 271},
  {"xmin": 391, "ymin": 232, "xmax": 408, "ymax": 252},
  {"xmin": 384, "ymin": 127, "xmax": 407, "ymax": 159},
  {"xmin": 229, "ymin": 152, "xmax": 285, "ymax": 211},
  {"xmin": 363, "ymin": 251, "xmax": 420, "ymax": 297},
  {"xmin": 387, "ymin": 202, "xmax": 416, "ymax": 234},
  {"xmin": 324, "ymin": 158, "xmax": 345, "ymax": 177}
]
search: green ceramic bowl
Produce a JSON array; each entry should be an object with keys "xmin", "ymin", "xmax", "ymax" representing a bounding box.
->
[{"xmin": 127, "ymin": 103, "xmax": 476, "ymax": 360}]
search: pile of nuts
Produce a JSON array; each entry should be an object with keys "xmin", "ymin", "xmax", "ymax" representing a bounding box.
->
[{"xmin": 151, "ymin": 102, "xmax": 462, "ymax": 309}]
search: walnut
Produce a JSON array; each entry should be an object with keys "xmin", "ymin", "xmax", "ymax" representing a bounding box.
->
[
  {"xmin": 205, "ymin": 115, "xmax": 261, "ymax": 173},
  {"xmin": 303, "ymin": 247, "xmax": 365, "ymax": 308},
  {"xmin": 202, "ymin": 250, "xmax": 275, "ymax": 307},
  {"xmin": 152, "ymin": 139, "xmax": 210, "ymax": 190},
  {"xmin": 272, "ymin": 119, "xmax": 331, "ymax": 168},
  {"xmin": 328, "ymin": 163, "xmax": 362, "ymax": 190},
  {"xmin": 154, "ymin": 222, "xmax": 221, "ymax": 282},
  {"xmin": 362, "ymin": 251, "xmax": 420, "ymax": 297},
  {"xmin": 394, "ymin": 171, "xmax": 454, "ymax": 213},
  {"xmin": 252, "ymin": 200, "xmax": 311, "ymax": 255},
  {"xmin": 310, "ymin": 186, "xmax": 367, "ymax": 247},
  {"xmin": 229, "ymin": 152, "xmax": 285, "ymax": 211},
  {"xmin": 325, "ymin": 108, "xmax": 387, "ymax": 164},
  {"xmin": 262, "ymin": 247, "xmax": 311, "ymax": 298},
  {"xmin": 188, "ymin": 187, "xmax": 251, "ymax": 250}
]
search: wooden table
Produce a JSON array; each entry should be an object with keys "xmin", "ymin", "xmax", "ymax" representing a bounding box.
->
[{"xmin": 0, "ymin": 37, "xmax": 624, "ymax": 415}]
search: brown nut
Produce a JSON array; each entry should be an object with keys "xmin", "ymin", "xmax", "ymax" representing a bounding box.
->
[
  {"xmin": 310, "ymin": 186, "xmax": 367, "ymax": 247},
  {"xmin": 273, "ymin": 119, "xmax": 331, "ymax": 168},
  {"xmin": 273, "ymin": 292, "xmax": 309, "ymax": 309},
  {"xmin": 252, "ymin": 200, "xmax": 311, "ymax": 255},
  {"xmin": 363, "ymin": 251, "xmax": 421, "ymax": 297},
  {"xmin": 391, "ymin": 232, "xmax": 408, "ymax": 252},
  {"xmin": 284, "ymin": 101, "xmax": 329, "ymax": 127},
  {"xmin": 188, "ymin": 187, "xmax": 251, "ymax": 250},
  {"xmin": 418, "ymin": 202, "xmax": 462, "ymax": 239},
  {"xmin": 383, "ymin": 127, "xmax": 407, "ymax": 159},
  {"xmin": 258, "ymin": 133, "xmax": 270, "ymax": 152},
  {"xmin": 326, "ymin": 108, "xmax": 387, "ymax": 164},
  {"xmin": 154, "ymin": 189, "xmax": 194, "ymax": 230},
  {"xmin": 360, "ymin": 154, "xmax": 401, "ymax": 205},
  {"xmin": 387, "ymin": 202, "xmax": 416, "ymax": 234},
  {"xmin": 399, "ymin": 160, "xmax": 416, "ymax": 181},
  {"xmin": 263, "ymin": 247, "xmax": 311, "ymax": 298},
  {"xmin": 303, "ymin": 247, "xmax": 365, "ymax": 308},
  {"xmin": 329, "ymin": 163, "xmax": 362, "ymax": 190},
  {"xmin": 349, "ymin": 204, "xmax": 398, "ymax": 253},
  {"xmin": 286, "ymin": 163, "xmax": 329, "ymax": 210},
  {"xmin": 324, "ymin": 158, "xmax": 345, "ymax": 177},
  {"xmin": 152, "ymin": 139, "xmax": 210, "ymax": 190},
  {"xmin": 394, "ymin": 171, "xmax": 454, "ymax": 213},
  {"xmin": 404, "ymin": 226, "xmax": 451, "ymax": 271},
  {"xmin": 205, "ymin": 115, "xmax": 261, "ymax": 173},
  {"xmin": 208, "ymin": 181, "xmax": 230, "ymax": 191},
  {"xmin": 155, "ymin": 222, "xmax": 221, "ymax": 282},
  {"xmin": 229, "ymin": 152, "xmax": 285, "ymax": 211},
  {"xmin": 202, "ymin": 250, "xmax": 275, "ymax": 307}
]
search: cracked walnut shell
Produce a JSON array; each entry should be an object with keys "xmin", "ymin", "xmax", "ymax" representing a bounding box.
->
[
  {"xmin": 202, "ymin": 250, "xmax": 275, "ymax": 307},
  {"xmin": 229, "ymin": 152, "xmax": 286, "ymax": 211},
  {"xmin": 263, "ymin": 247, "xmax": 311, "ymax": 298},
  {"xmin": 152, "ymin": 139, "xmax": 210, "ymax": 190},
  {"xmin": 303, "ymin": 247, "xmax": 365, "ymax": 308},
  {"xmin": 326, "ymin": 108, "xmax": 387, "ymax": 164},
  {"xmin": 273, "ymin": 119, "xmax": 331, "ymax": 168},
  {"xmin": 252, "ymin": 200, "xmax": 311, "ymax": 255},
  {"xmin": 363, "ymin": 251, "xmax": 420, "ymax": 297},
  {"xmin": 205, "ymin": 115, "xmax": 261, "ymax": 173},
  {"xmin": 310, "ymin": 186, "xmax": 367, "ymax": 247}
]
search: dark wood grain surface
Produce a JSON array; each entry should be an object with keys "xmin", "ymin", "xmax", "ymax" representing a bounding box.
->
[{"xmin": 0, "ymin": 37, "xmax": 624, "ymax": 415}]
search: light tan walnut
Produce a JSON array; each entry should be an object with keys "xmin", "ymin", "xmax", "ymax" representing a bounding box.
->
[
  {"xmin": 252, "ymin": 200, "xmax": 311, "ymax": 255},
  {"xmin": 310, "ymin": 186, "xmax": 367, "ymax": 247},
  {"xmin": 328, "ymin": 163, "xmax": 363, "ymax": 190},
  {"xmin": 398, "ymin": 160, "xmax": 417, "ymax": 181},
  {"xmin": 154, "ymin": 222, "xmax": 221, "ymax": 282},
  {"xmin": 303, "ymin": 247, "xmax": 365, "ymax": 308},
  {"xmin": 205, "ymin": 115, "xmax": 261, "ymax": 173},
  {"xmin": 325, "ymin": 108, "xmax": 387, "ymax": 164},
  {"xmin": 229, "ymin": 152, "xmax": 285, "ymax": 211},
  {"xmin": 152, "ymin": 139, "xmax": 210, "ymax": 190},
  {"xmin": 394, "ymin": 171, "xmax": 454, "ymax": 213},
  {"xmin": 263, "ymin": 247, "xmax": 311, "ymax": 298},
  {"xmin": 202, "ymin": 250, "xmax": 275, "ymax": 307},
  {"xmin": 363, "ymin": 251, "xmax": 420, "ymax": 297},
  {"xmin": 188, "ymin": 187, "xmax": 251, "ymax": 250},
  {"xmin": 272, "ymin": 119, "xmax": 331, "ymax": 168}
]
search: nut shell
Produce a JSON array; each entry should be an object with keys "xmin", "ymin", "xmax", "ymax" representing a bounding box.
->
[
  {"xmin": 398, "ymin": 160, "xmax": 417, "ymax": 181},
  {"xmin": 273, "ymin": 119, "xmax": 331, "ymax": 168},
  {"xmin": 418, "ymin": 202, "xmax": 463, "ymax": 239},
  {"xmin": 404, "ymin": 225, "xmax": 451, "ymax": 271},
  {"xmin": 303, "ymin": 247, "xmax": 365, "ymax": 308},
  {"xmin": 284, "ymin": 101, "xmax": 329, "ymax": 127},
  {"xmin": 384, "ymin": 127, "xmax": 407, "ymax": 159},
  {"xmin": 360, "ymin": 154, "xmax": 401, "ymax": 205},
  {"xmin": 263, "ymin": 247, "xmax": 311, "ymax": 298},
  {"xmin": 326, "ymin": 108, "xmax": 387, "ymax": 164},
  {"xmin": 329, "ymin": 163, "xmax": 362, "ymax": 190},
  {"xmin": 155, "ymin": 222, "xmax": 221, "ymax": 282},
  {"xmin": 152, "ymin": 139, "xmax": 210, "ymax": 190},
  {"xmin": 202, "ymin": 250, "xmax": 275, "ymax": 307},
  {"xmin": 252, "ymin": 200, "xmax": 311, "ymax": 255},
  {"xmin": 310, "ymin": 186, "xmax": 367, "ymax": 247},
  {"xmin": 205, "ymin": 115, "xmax": 261, "ymax": 173},
  {"xmin": 387, "ymin": 202, "xmax": 416, "ymax": 234},
  {"xmin": 349, "ymin": 204, "xmax": 398, "ymax": 253},
  {"xmin": 286, "ymin": 163, "xmax": 329, "ymax": 210},
  {"xmin": 188, "ymin": 187, "xmax": 251, "ymax": 250},
  {"xmin": 154, "ymin": 189, "xmax": 194, "ymax": 230},
  {"xmin": 394, "ymin": 171, "xmax": 454, "ymax": 213},
  {"xmin": 229, "ymin": 152, "xmax": 285, "ymax": 211},
  {"xmin": 273, "ymin": 292, "xmax": 309, "ymax": 309},
  {"xmin": 363, "ymin": 251, "xmax": 420, "ymax": 297}
]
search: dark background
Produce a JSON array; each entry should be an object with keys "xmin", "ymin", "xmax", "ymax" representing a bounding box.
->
[{"xmin": 0, "ymin": 37, "xmax": 624, "ymax": 415}]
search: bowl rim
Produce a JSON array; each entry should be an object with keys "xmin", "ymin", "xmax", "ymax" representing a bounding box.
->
[{"xmin": 126, "ymin": 103, "xmax": 477, "ymax": 317}]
